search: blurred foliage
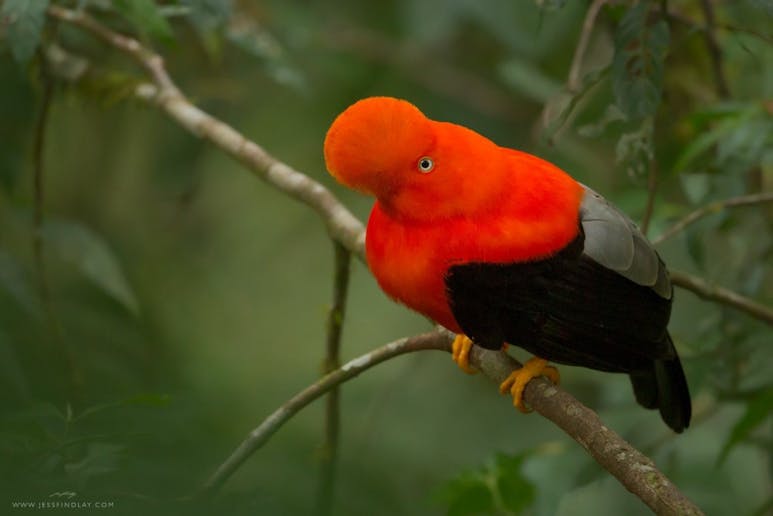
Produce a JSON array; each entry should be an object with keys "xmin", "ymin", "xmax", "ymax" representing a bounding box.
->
[{"xmin": 0, "ymin": 0, "xmax": 771, "ymax": 515}]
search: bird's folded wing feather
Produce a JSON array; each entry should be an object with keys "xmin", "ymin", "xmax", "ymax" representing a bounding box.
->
[{"xmin": 579, "ymin": 185, "xmax": 671, "ymax": 299}]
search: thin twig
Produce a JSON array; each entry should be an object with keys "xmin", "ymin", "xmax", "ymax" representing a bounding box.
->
[
  {"xmin": 316, "ymin": 242, "xmax": 351, "ymax": 516},
  {"xmin": 698, "ymin": 0, "xmax": 730, "ymax": 98},
  {"xmin": 670, "ymin": 271, "xmax": 773, "ymax": 326},
  {"xmin": 32, "ymin": 69, "xmax": 54, "ymax": 308},
  {"xmin": 653, "ymin": 192, "xmax": 773, "ymax": 245},
  {"xmin": 640, "ymin": 158, "xmax": 658, "ymax": 236},
  {"xmin": 567, "ymin": 0, "xmax": 608, "ymax": 92},
  {"xmin": 533, "ymin": 0, "xmax": 607, "ymax": 139},
  {"xmin": 32, "ymin": 59, "xmax": 79, "ymax": 395},
  {"xmin": 322, "ymin": 26, "xmax": 517, "ymax": 120},
  {"xmin": 198, "ymin": 332, "xmax": 451, "ymax": 497}
]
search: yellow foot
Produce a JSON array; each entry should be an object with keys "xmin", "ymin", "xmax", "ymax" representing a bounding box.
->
[
  {"xmin": 451, "ymin": 334, "xmax": 477, "ymax": 374},
  {"xmin": 498, "ymin": 357, "xmax": 560, "ymax": 413}
]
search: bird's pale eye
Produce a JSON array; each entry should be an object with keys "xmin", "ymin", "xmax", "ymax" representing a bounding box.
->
[{"xmin": 417, "ymin": 157, "xmax": 434, "ymax": 173}]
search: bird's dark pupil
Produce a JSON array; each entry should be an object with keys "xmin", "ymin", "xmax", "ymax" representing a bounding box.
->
[{"xmin": 421, "ymin": 160, "xmax": 430, "ymax": 168}]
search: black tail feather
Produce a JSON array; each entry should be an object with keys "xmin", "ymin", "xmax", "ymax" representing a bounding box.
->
[{"xmin": 628, "ymin": 336, "xmax": 691, "ymax": 432}]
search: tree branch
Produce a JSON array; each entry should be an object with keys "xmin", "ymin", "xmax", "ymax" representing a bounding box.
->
[
  {"xmin": 670, "ymin": 271, "xmax": 773, "ymax": 326},
  {"xmin": 666, "ymin": 7, "xmax": 773, "ymax": 45},
  {"xmin": 640, "ymin": 158, "xmax": 658, "ymax": 236},
  {"xmin": 46, "ymin": 5, "xmax": 366, "ymax": 261},
  {"xmin": 31, "ymin": 50, "xmax": 80, "ymax": 396},
  {"xmin": 316, "ymin": 242, "xmax": 351, "ymax": 515},
  {"xmin": 567, "ymin": 0, "xmax": 608, "ymax": 93},
  {"xmin": 200, "ymin": 329, "xmax": 704, "ymax": 515},
  {"xmin": 653, "ymin": 192, "xmax": 773, "ymax": 245},
  {"xmin": 697, "ymin": 0, "xmax": 730, "ymax": 99},
  {"xmin": 198, "ymin": 332, "xmax": 451, "ymax": 497},
  {"xmin": 533, "ymin": 0, "xmax": 607, "ymax": 140}
]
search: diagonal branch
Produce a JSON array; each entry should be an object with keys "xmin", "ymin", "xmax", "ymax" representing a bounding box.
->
[
  {"xmin": 200, "ymin": 329, "xmax": 704, "ymax": 515},
  {"xmin": 533, "ymin": 0, "xmax": 607, "ymax": 140},
  {"xmin": 198, "ymin": 332, "xmax": 450, "ymax": 497},
  {"xmin": 670, "ymin": 271, "xmax": 773, "ymax": 325},
  {"xmin": 653, "ymin": 192, "xmax": 773, "ymax": 245},
  {"xmin": 46, "ymin": 5, "xmax": 366, "ymax": 260}
]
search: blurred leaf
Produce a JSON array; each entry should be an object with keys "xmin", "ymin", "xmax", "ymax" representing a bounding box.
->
[
  {"xmin": 577, "ymin": 104, "xmax": 626, "ymax": 138},
  {"xmin": 434, "ymin": 472, "xmax": 495, "ymax": 516},
  {"xmin": 112, "ymin": 0, "xmax": 173, "ymax": 42},
  {"xmin": 74, "ymin": 70, "xmax": 147, "ymax": 106},
  {"xmin": 685, "ymin": 227, "xmax": 706, "ymax": 270},
  {"xmin": 74, "ymin": 393, "xmax": 170, "ymax": 422},
  {"xmin": 434, "ymin": 452, "xmax": 535, "ymax": 515},
  {"xmin": 0, "ymin": 330, "xmax": 31, "ymax": 402},
  {"xmin": 542, "ymin": 66, "xmax": 609, "ymax": 143},
  {"xmin": 673, "ymin": 105, "xmax": 759, "ymax": 173},
  {"xmin": 535, "ymin": 0, "xmax": 568, "ymax": 10},
  {"xmin": 495, "ymin": 453, "xmax": 536, "ymax": 513},
  {"xmin": 182, "ymin": 0, "xmax": 232, "ymax": 31},
  {"xmin": 679, "ymin": 173, "xmax": 711, "ymax": 204},
  {"xmin": 612, "ymin": 4, "xmax": 669, "ymax": 119},
  {"xmin": 498, "ymin": 58, "xmax": 561, "ymax": 102},
  {"xmin": 615, "ymin": 117, "xmax": 653, "ymax": 178},
  {"xmin": 42, "ymin": 220, "xmax": 140, "ymax": 316},
  {"xmin": 64, "ymin": 442, "xmax": 125, "ymax": 481},
  {"xmin": 225, "ymin": 18, "xmax": 307, "ymax": 92},
  {"xmin": 0, "ymin": 0, "xmax": 50, "ymax": 63},
  {"xmin": 718, "ymin": 387, "xmax": 773, "ymax": 464},
  {"xmin": 0, "ymin": 248, "xmax": 42, "ymax": 318}
]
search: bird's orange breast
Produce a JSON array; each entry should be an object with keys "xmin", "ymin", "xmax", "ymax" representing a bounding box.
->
[{"xmin": 365, "ymin": 150, "xmax": 584, "ymax": 333}]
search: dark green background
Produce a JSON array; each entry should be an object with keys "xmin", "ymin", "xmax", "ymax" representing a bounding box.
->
[{"xmin": 0, "ymin": 1, "xmax": 771, "ymax": 514}]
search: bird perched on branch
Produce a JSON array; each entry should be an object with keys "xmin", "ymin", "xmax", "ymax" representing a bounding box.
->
[{"xmin": 323, "ymin": 97, "xmax": 691, "ymax": 432}]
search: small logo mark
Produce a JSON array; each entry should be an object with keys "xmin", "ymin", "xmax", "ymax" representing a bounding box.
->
[{"xmin": 49, "ymin": 491, "xmax": 77, "ymax": 499}]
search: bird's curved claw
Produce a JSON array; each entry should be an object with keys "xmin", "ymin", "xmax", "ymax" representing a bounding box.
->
[
  {"xmin": 451, "ymin": 334, "xmax": 477, "ymax": 374},
  {"xmin": 499, "ymin": 357, "xmax": 559, "ymax": 413}
]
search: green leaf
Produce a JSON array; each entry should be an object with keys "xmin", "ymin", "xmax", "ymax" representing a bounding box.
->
[
  {"xmin": 64, "ymin": 442, "xmax": 125, "ymax": 481},
  {"xmin": 0, "ymin": 330, "xmax": 31, "ymax": 401},
  {"xmin": 1, "ymin": 0, "xmax": 51, "ymax": 63},
  {"xmin": 42, "ymin": 220, "xmax": 140, "ymax": 315},
  {"xmin": 498, "ymin": 58, "xmax": 562, "ymax": 103},
  {"xmin": 112, "ymin": 0, "xmax": 173, "ymax": 41},
  {"xmin": 535, "ymin": 0, "xmax": 568, "ymax": 10},
  {"xmin": 74, "ymin": 393, "xmax": 171, "ymax": 422},
  {"xmin": 495, "ymin": 453, "xmax": 536, "ymax": 513},
  {"xmin": 541, "ymin": 66, "xmax": 609, "ymax": 144},
  {"xmin": 434, "ymin": 472, "xmax": 495, "ymax": 516},
  {"xmin": 679, "ymin": 173, "xmax": 711, "ymax": 204},
  {"xmin": 673, "ymin": 106, "xmax": 759, "ymax": 174},
  {"xmin": 434, "ymin": 452, "xmax": 536, "ymax": 515},
  {"xmin": 225, "ymin": 21, "xmax": 307, "ymax": 92},
  {"xmin": 615, "ymin": 117, "xmax": 653, "ymax": 178},
  {"xmin": 182, "ymin": 0, "xmax": 232, "ymax": 31},
  {"xmin": 0, "ymin": 248, "xmax": 42, "ymax": 317},
  {"xmin": 612, "ymin": 4, "xmax": 669, "ymax": 119},
  {"xmin": 718, "ymin": 387, "xmax": 773, "ymax": 464}
]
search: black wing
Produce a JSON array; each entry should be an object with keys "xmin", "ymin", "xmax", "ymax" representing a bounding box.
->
[
  {"xmin": 445, "ymin": 228, "xmax": 672, "ymax": 373},
  {"xmin": 444, "ymin": 187, "xmax": 691, "ymax": 431}
]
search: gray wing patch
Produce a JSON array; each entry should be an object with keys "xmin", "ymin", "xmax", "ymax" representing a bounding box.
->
[{"xmin": 580, "ymin": 185, "xmax": 671, "ymax": 299}]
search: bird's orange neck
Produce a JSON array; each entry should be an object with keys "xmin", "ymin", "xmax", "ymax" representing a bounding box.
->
[{"xmin": 365, "ymin": 149, "xmax": 584, "ymax": 332}]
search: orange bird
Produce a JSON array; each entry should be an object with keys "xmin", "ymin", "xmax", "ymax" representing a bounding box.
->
[{"xmin": 324, "ymin": 97, "xmax": 691, "ymax": 432}]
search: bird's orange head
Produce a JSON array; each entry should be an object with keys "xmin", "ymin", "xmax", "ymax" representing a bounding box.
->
[{"xmin": 324, "ymin": 96, "xmax": 506, "ymax": 221}]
